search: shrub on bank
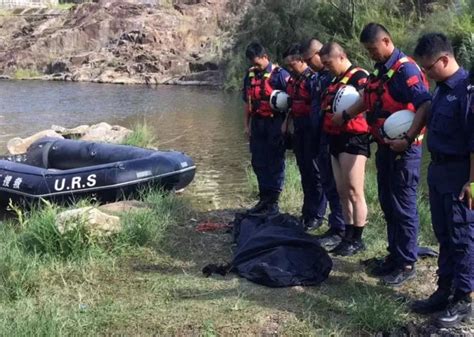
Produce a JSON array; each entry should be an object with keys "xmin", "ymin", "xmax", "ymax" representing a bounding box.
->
[
  {"xmin": 225, "ymin": 0, "xmax": 473, "ymax": 90},
  {"xmin": 0, "ymin": 188, "xmax": 190, "ymax": 302}
]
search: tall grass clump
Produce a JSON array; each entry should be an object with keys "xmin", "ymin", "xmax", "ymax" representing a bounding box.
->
[
  {"xmin": 0, "ymin": 232, "xmax": 39, "ymax": 301},
  {"xmin": 15, "ymin": 201, "xmax": 105, "ymax": 260},
  {"xmin": 122, "ymin": 122, "xmax": 156, "ymax": 148},
  {"xmin": 0, "ymin": 302, "xmax": 63, "ymax": 336},
  {"xmin": 119, "ymin": 188, "xmax": 192, "ymax": 247},
  {"xmin": 10, "ymin": 189, "xmax": 190, "ymax": 260},
  {"xmin": 346, "ymin": 286, "xmax": 406, "ymax": 332}
]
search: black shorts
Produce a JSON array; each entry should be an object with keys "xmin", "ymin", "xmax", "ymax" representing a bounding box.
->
[{"xmin": 329, "ymin": 133, "xmax": 371, "ymax": 158}]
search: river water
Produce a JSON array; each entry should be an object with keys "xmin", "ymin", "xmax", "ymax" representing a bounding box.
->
[
  {"xmin": 0, "ymin": 80, "xmax": 431, "ymax": 211},
  {"xmin": 0, "ymin": 80, "xmax": 249, "ymax": 210}
]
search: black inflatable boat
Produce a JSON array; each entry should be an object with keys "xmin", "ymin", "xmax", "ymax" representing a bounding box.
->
[{"xmin": 0, "ymin": 137, "xmax": 196, "ymax": 204}]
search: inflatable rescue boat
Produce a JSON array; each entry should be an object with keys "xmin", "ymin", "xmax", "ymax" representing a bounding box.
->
[{"xmin": 0, "ymin": 137, "xmax": 196, "ymax": 204}]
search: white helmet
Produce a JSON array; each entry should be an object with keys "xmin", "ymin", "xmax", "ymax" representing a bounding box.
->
[
  {"xmin": 270, "ymin": 90, "xmax": 290, "ymax": 112},
  {"xmin": 332, "ymin": 85, "xmax": 362, "ymax": 115},
  {"xmin": 382, "ymin": 109, "xmax": 415, "ymax": 140}
]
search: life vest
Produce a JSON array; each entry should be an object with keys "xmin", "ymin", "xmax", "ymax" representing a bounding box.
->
[
  {"xmin": 246, "ymin": 65, "xmax": 280, "ymax": 117},
  {"xmin": 321, "ymin": 67, "xmax": 370, "ymax": 135},
  {"xmin": 364, "ymin": 56, "xmax": 429, "ymax": 144},
  {"xmin": 287, "ymin": 70, "xmax": 312, "ymax": 118}
]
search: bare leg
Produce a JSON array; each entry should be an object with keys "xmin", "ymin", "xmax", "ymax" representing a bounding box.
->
[{"xmin": 338, "ymin": 152, "xmax": 368, "ymax": 228}]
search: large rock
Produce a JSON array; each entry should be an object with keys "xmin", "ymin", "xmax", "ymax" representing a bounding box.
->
[
  {"xmin": 80, "ymin": 122, "xmax": 132, "ymax": 143},
  {"xmin": 98, "ymin": 200, "xmax": 151, "ymax": 214},
  {"xmin": 7, "ymin": 129, "xmax": 63, "ymax": 154},
  {"xmin": 56, "ymin": 206, "xmax": 122, "ymax": 237},
  {"xmin": 0, "ymin": 1, "xmax": 248, "ymax": 86},
  {"xmin": 51, "ymin": 124, "xmax": 90, "ymax": 138}
]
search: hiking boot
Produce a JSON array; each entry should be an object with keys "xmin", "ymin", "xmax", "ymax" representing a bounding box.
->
[
  {"xmin": 303, "ymin": 217, "xmax": 323, "ymax": 231},
  {"xmin": 382, "ymin": 264, "xmax": 416, "ymax": 287},
  {"xmin": 436, "ymin": 294, "xmax": 472, "ymax": 328},
  {"xmin": 331, "ymin": 238, "xmax": 366, "ymax": 257},
  {"xmin": 411, "ymin": 287, "xmax": 451, "ymax": 315},
  {"xmin": 369, "ymin": 256, "xmax": 397, "ymax": 277},
  {"xmin": 316, "ymin": 228, "xmax": 344, "ymax": 250}
]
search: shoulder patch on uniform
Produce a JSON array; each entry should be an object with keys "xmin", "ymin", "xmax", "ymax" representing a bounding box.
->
[{"xmin": 406, "ymin": 75, "xmax": 420, "ymax": 87}]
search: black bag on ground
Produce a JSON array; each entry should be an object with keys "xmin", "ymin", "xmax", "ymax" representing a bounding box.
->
[{"xmin": 204, "ymin": 213, "xmax": 332, "ymax": 288}]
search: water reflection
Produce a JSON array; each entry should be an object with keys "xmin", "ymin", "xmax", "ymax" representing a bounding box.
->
[{"xmin": 0, "ymin": 81, "xmax": 249, "ymax": 209}]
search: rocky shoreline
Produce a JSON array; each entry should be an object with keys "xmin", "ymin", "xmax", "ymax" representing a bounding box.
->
[{"xmin": 0, "ymin": 0, "xmax": 247, "ymax": 87}]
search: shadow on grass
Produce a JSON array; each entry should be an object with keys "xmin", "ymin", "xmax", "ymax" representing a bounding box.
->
[{"xmin": 133, "ymin": 207, "xmax": 410, "ymax": 334}]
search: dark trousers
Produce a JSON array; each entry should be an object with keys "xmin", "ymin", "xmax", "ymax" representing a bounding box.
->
[
  {"xmin": 292, "ymin": 116, "xmax": 325, "ymax": 220},
  {"xmin": 428, "ymin": 161, "xmax": 474, "ymax": 293},
  {"xmin": 317, "ymin": 139, "xmax": 345, "ymax": 230},
  {"xmin": 375, "ymin": 144, "xmax": 421, "ymax": 266},
  {"xmin": 249, "ymin": 115, "xmax": 286, "ymax": 195}
]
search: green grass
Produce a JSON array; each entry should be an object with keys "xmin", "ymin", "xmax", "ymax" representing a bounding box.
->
[
  {"xmin": 122, "ymin": 122, "xmax": 156, "ymax": 148},
  {"xmin": 52, "ymin": 3, "xmax": 76, "ymax": 10},
  {"xmin": 0, "ymin": 231, "xmax": 39, "ymax": 301},
  {"xmin": 12, "ymin": 68, "xmax": 42, "ymax": 80},
  {"xmin": 0, "ymin": 155, "xmax": 439, "ymax": 336}
]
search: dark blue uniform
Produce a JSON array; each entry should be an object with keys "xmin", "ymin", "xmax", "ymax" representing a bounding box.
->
[
  {"xmin": 312, "ymin": 69, "xmax": 344, "ymax": 230},
  {"xmin": 243, "ymin": 63, "xmax": 290, "ymax": 196},
  {"xmin": 289, "ymin": 68, "xmax": 325, "ymax": 222},
  {"xmin": 374, "ymin": 49, "xmax": 431, "ymax": 267},
  {"xmin": 427, "ymin": 67, "xmax": 474, "ymax": 294}
]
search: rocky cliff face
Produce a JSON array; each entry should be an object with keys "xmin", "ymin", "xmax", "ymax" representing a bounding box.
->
[{"xmin": 0, "ymin": 0, "xmax": 247, "ymax": 86}]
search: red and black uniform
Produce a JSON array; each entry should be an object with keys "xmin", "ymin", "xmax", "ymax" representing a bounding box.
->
[
  {"xmin": 287, "ymin": 70, "xmax": 313, "ymax": 118},
  {"xmin": 364, "ymin": 56, "xmax": 428, "ymax": 144},
  {"xmin": 246, "ymin": 64, "xmax": 284, "ymax": 117},
  {"xmin": 363, "ymin": 49, "xmax": 431, "ymax": 272},
  {"xmin": 320, "ymin": 65, "xmax": 370, "ymax": 157},
  {"xmin": 287, "ymin": 67, "xmax": 325, "ymax": 223},
  {"xmin": 242, "ymin": 63, "xmax": 290, "ymax": 202}
]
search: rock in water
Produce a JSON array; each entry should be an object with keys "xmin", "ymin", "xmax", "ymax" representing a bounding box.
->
[
  {"xmin": 80, "ymin": 122, "xmax": 132, "ymax": 143},
  {"xmin": 7, "ymin": 130, "xmax": 63, "ymax": 154}
]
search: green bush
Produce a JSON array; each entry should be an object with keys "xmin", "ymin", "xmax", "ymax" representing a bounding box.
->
[
  {"xmin": 225, "ymin": 0, "xmax": 473, "ymax": 89},
  {"xmin": 122, "ymin": 122, "xmax": 156, "ymax": 148}
]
